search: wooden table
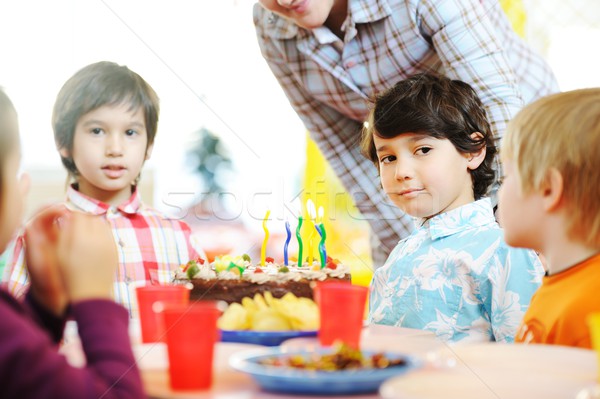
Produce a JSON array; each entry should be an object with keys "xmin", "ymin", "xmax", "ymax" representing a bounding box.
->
[
  {"xmin": 379, "ymin": 342, "xmax": 597, "ymax": 399},
  {"xmin": 62, "ymin": 323, "xmax": 598, "ymax": 398}
]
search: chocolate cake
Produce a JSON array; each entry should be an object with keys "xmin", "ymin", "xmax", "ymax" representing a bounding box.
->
[{"xmin": 172, "ymin": 255, "xmax": 351, "ymax": 304}]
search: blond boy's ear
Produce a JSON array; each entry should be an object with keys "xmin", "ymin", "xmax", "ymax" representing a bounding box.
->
[
  {"xmin": 466, "ymin": 132, "xmax": 486, "ymax": 170},
  {"xmin": 145, "ymin": 143, "xmax": 154, "ymax": 161},
  {"xmin": 542, "ymin": 168, "xmax": 564, "ymax": 212}
]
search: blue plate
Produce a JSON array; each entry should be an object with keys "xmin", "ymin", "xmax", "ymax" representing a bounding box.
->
[
  {"xmin": 229, "ymin": 346, "xmax": 420, "ymax": 395},
  {"xmin": 220, "ymin": 329, "xmax": 317, "ymax": 346}
]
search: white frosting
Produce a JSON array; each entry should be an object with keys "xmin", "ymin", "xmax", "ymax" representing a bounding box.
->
[
  {"xmin": 246, "ymin": 272, "xmax": 271, "ymax": 284},
  {"xmin": 269, "ymin": 271, "xmax": 304, "ymax": 282},
  {"xmin": 176, "ymin": 260, "xmax": 348, "ymax": 283},
  {"xmin": 323, "ymin": 264, "xmax": 350, "ymax": 278},
  {"xmin": 194, "ymin": 267, "xmax": 217, "ymax": 280},
  {"xmin": 218, "ymin": 271, "xmax": 242, "ymax": 280},
  {"xmin": 173, "ymin": 270, "xmax": 187, "ymax": 279}
]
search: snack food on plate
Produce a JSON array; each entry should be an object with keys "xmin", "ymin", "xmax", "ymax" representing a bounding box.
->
[
  {"xmin": 259, "ymin": 343, "xmax": 407, "ymax": 371},
  {"xmin": 217, "ymin": 292, "xmax": 319, "ymax": 331},
  {"xmin": 172, "ymin": 254, "xmax": 351, "ymax": 304}
]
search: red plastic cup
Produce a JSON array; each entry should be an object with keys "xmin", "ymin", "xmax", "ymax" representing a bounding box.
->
[
  {"xmin": 136, "ymin": 285, "xmax": 190, "ymax": 343},
  {"xmin": 160, "ymin": 302, "xmax": 221, "ymax": 391},
  {"xmin": 315, "ymin": 282, "xmax": 368, "ymax": 349}
]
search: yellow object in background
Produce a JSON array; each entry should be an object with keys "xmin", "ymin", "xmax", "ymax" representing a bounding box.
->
[
  {"xmin": 301, "ymin": 133, "xmax": 373, "ymax": 287},
  {"xmin": 588, "ymin": 313, "xmax": 600, "ymax": 382},
  {"xmin": 500, "ymin": 0, "xmax": 526, "ymax": 38}
]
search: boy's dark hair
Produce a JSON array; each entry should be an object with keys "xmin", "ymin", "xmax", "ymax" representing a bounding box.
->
[
  {"xmin": 0, "ymin": 88, "xmax": 18, "ymax": 198},
  {"xmin": 52, "ymin": 61, "xmax": 160, "ymax": 178},
  {"xmin": 361, "ymin": 73, "xmax": 496, "ymax": 199}
]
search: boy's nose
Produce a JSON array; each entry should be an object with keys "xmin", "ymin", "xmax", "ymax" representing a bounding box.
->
[
  {"xmin": 106, "ymin": 134, "xmax": 123, "ymax": 156},
  {"xmin": 394, "ymin": 159, "xmax": 413, "ymax": 180}
]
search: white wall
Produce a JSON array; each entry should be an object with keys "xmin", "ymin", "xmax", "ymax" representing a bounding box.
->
[{"xmin": 0, "ymin": 1, "xmax": 306, "ymax": 227}]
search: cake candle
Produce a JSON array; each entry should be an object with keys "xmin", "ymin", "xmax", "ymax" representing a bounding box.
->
[
  {"xmin": 307, "ymin": 199, "xmax": 317, "ymax": 265},
  {"xmin": 296, "ymin": 216, "xmax": 304, "ymax": 266},
  {"xmin": 315, "ymin": 224, "xmax": 327, "ymax": 269},
  {"xmin": 261, "ymin": 210, "xmax": 270, "ymax": 266},
  {"xmin": 317, "ymin": 207, "xmax": 327, "ymax": 268},
  {"xmin": 284, "ymin": 219, "xmax": 291, "ymax": 266}
]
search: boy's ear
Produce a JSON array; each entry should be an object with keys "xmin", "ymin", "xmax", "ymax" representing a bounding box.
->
[
  {"xmin": 541, "ymin": 168, "xmax": 563, "ymax": 211},
  {"xmin": 58, "ymin": 146, "xmax": 70, "ymax": 158},
  {"xmin": 466, "ymin": 132, "xmax": 486, "ymax": 170},
  {"xmin": 145, "ymin": 143, "xmax": 154, "ymax": 161}
]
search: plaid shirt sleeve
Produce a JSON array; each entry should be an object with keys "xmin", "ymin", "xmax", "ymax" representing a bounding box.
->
[
  {"xmin": 2, "ymin": 233, "xmax": 29, "ymax": 297},
  {"xmin": 417, "ymin": 0, "xmax": 524, "ymax": 183}
]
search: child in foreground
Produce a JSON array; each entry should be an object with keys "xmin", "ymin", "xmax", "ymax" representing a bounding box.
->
[
  {"xmin": 362, "ymin": 73, "xmax": 544, "ymax": 342},
  {"xmin": 0, "ymin": 88, "xmax": 144, "ymax": 398},
  {"xmin": 2, "ymin": 61, "xmax": 204, "ymax": 318},
  {"xmin": 499, "ymin": 88, "xmax": 600, "ymax": 348}
]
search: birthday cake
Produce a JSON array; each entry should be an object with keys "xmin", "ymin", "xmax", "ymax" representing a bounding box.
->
[{"xmin": 172, "ymin": 255, "xmax": 351, "ymax": 304}]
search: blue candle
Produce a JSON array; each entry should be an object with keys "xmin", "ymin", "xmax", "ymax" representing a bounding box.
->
[{"xmin": 284, "ymin": 220, "xmax": 291, "ymax": 266}]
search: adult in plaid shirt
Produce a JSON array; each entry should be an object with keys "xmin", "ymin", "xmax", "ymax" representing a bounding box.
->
[
  {"xmin": 254, "ymin": 0, "xmax": 558, "ymax": 267},
  {"xmin": 2, "ymin": 62, "xmax": 204, "ymax": 318}
]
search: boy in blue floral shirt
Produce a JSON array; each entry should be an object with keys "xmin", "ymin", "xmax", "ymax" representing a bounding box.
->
[{"xmin": 361, "ymin": 74, "xmax": 544, "ymax": 343}]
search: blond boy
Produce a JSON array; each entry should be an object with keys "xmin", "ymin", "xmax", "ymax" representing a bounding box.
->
[{"xmin": 499, "ymin": 88, "xmax": 600, "ymax": 348}]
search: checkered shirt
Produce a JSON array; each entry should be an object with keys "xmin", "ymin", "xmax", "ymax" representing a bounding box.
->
[
  {"xmin": 253, "ymin": 0, "xmax": 559, "ymax": 266},
  {"xmin": 2, "ymin": 186, "xmax": 203, "ymax": 319}
]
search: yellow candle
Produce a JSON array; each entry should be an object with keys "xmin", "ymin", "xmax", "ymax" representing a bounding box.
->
[
  {"xmin": 317, "ymin": 206, "xmax": 324, "ymax": 224},
  {"xmin": 261, "ymin": 210, "xmax": 270, "ymax": 266},
  {"xmin": 307, "ymin": 200, "xmax": 317, "ymax": 265}
]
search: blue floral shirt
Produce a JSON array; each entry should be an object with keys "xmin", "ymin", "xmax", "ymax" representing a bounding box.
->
[{"xmin": 368, "ymin": 198, "xmax": 544, "ymax": 343}]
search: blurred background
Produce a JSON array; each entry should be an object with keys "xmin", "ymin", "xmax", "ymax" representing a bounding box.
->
[{"xmin": 0, "ymin": 0, "xmax": 599, "ymax": 284}]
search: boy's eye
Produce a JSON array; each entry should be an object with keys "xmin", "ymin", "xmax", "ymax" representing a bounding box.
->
[
  {"xmin": 125, "ymin": 129, "xmax": 137, "ymax": 136},
  {"xmin": 91, "ymin": 128, "xmax": 104, "ymax": 135},
  {"xmin": 416, "ymin": 146, "xmax": 432, "ymax": 155},
  {"xmin": 379, "ymin": 155, "xmax": 396, "ymax": 164}
]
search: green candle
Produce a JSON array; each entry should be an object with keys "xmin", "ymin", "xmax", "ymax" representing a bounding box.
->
[{"xmin": 296, "ymin": 216, "xmax": 303, "ymax": 266}]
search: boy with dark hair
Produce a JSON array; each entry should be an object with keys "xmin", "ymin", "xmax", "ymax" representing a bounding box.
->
[{"xmin": 362, "ymin": 73, "xmax": 543, "ymax": 342}]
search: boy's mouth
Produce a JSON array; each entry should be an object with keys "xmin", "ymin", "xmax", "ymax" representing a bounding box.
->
[
  {"xmin": 290, "ymin": 0, "xmax": 309, "ymax": 13},
  {"xmin": 102, "ymin": 165, "xmax": 126, "ymax": 178},
  {"xmin": 399, "ymin": 188, "xmax": 424, "ymax": 198}
]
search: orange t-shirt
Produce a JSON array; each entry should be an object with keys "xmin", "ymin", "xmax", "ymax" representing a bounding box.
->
[{"xmin": 515, "ymin": 253, "xmax": 600, "ymax": 348}]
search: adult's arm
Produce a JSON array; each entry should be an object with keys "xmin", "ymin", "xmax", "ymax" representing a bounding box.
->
[{"xmin": 418, "ymin": 0, "xmax": 524, "ymax": 182}]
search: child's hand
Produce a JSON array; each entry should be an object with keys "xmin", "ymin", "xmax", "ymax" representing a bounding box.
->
[
  {"xmin": 24, "ymin": 204, "xmax": 71, "ymax": 316},
  {"xmin": 56, "ymin": 211, "xmax": 117, "ymax": 302}
]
